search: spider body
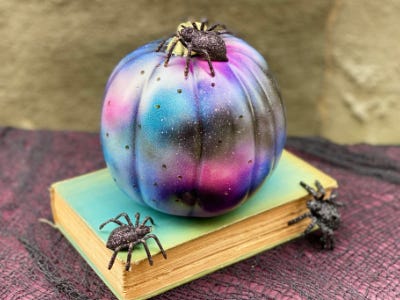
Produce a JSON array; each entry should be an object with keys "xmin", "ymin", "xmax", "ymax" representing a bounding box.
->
[
  {"xmin": 99, "ymin": 212, "xmax": 167, "ymax": 271},
  {"xmin": 288, "ymin": 180, "xmax": 343, "ymax": 249},
  {"xmin": 156, "ymin": 20, "xmax": 229, "ymax": 78}
]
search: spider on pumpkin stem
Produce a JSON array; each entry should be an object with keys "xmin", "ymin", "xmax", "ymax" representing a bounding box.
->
[
  {"xmin": 156, "ymin": 20, "xmax": 230, "ymax": 78},
  {"xmin": 288, "ymin": 180, "xmax": 343, "ymax": 250}
]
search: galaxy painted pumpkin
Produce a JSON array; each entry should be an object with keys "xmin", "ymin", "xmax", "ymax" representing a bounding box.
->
[{"xmin": 101, "ymin": 22, "xmax": 286, "ymax": 217}]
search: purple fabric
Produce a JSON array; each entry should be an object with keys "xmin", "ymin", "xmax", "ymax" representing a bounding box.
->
[{"xmin": 0, "ymin": 127, "xmax": 399, "ymax": 299}]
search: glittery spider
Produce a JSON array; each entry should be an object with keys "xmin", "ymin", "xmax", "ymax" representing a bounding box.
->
[
  {"xmin": 156, "ymin": 20, "xmax": 229, "ymax": 78},
  {"xmin": 99, "ymin": 212, "xmax": 167, "ymax": 271},
  {"xmin": 288, "ymin": 180, "xmax": 343, "ymax": 249}
]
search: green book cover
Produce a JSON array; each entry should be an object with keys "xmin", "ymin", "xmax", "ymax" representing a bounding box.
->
[{"xmin": 51, "ymin": 150, "xmax": 337, "ymax": 299}]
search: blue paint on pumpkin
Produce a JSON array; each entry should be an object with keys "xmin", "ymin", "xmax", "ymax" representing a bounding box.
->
[{"xmin": 101, "ymin": 35, "xmax": 286, "ymax": 217}]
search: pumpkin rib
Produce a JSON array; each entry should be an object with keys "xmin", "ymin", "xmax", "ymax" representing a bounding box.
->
[
  {"xmin": 225, "ymin": 63, "xmax": 258, "ymax": 197},
  {"xmin": 265, "ymin": 69, "xmax": 287, "ymax": 167},
  {"xmin": 224, "ymin": 36, "xmax": 267, "ymax": 73},
  {"xmin": 256, "ymin": 70, "xmax": 282, "ymax": 170},
  {"xmin": 227, "ymin": 55, "xmax": 277, "ymax": 186},
  {"xmin": 261, "ymin": 66, "xmax": 286, "ymax": 167},
  {"xmin": 235, "ymin": 52, "xmax": 283, "ymax": 170},
  {"xmin": 105, "ymin": 40, "xmax": 162, "ymax": 91},
  {"xmin": 191, "ymin": 57, "xmax": 204, "ymax": 216},
  {"xmin": 133, "ymin": 55, "xmax": 166, "ymax": 207},
  {"xmin": 252, "ymin": 68, "xmax": 278, "ymax": 172},
  {"xmin": 102, "ymin": 53, "xmax": 161, "ymax": 205}
]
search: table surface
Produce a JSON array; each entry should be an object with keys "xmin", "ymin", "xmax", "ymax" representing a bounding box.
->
[{"xmin": 0, "ymin": 127, "xmax": 399, "ymax": 300}]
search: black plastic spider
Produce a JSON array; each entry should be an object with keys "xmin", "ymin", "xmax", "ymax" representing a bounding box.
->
[
  {"xmin": 99, "ymin": 212, "xmax": 167, "ymax": 271},
  {"xmin": 288, "ymin": 180, "xmax": 343, "ymax": 249},
  {"xmin": 156, "ymin": 20, "xmax": 229, "ymax": 78}
]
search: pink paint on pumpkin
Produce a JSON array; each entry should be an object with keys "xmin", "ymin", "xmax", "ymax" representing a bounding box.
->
[
  {"xmin": 198, "ymin": 145, "xmax": 253, "ymax": 193},
  {"xmin": 102, "ymin": 99, "xmax": 133, "ymax": 128}
]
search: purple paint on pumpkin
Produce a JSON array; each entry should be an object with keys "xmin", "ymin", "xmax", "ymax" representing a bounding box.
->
[{"xmin": 101, "ymin": 26, "xmax": 286, "ymax": 217}]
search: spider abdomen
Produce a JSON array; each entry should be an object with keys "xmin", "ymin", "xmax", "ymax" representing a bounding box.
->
[
  {"xmin": 106, "ymin": 226, "xmax": 141, "ymax": 250},
  {"xmin": 192, "ymin": 34, "xmax": 228, "ymax": 61}
]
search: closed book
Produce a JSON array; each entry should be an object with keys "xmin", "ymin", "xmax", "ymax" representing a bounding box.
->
[{"xmin": 50, "ymin": 150, "xmax": 337, "ymax": 300}]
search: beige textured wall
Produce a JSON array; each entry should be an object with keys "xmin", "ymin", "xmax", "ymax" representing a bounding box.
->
[
  {"xmin": 320, "ymin": 0, "xmax": 400, "ymax": 143},
  {"xmin": 1, "ymin": 0, "xmax": 398, "ymax": 143}
]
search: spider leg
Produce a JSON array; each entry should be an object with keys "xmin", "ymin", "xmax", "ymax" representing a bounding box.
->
[
  {"xmin": 118, "ymin": 212, "xmax": 133, "ymax": 226},
  {"xmin": 319, "ymin": 224, "xmax": 335, "ymax": 250},
  {"xmin": 207, "ymin": 23, "xmax": 226, "ymax": 31},
  {"xmin": 332, "ymin": 200, "xmax": 345, "ymax": 207},
  {"xmin": 300, "ymin": 181, "xmax": 319, "ymax": 199},
  {"xmin": 329, "ymin": 190, "xmax": 338, "ymax": 200},
  {"xmin": 164, "ymin": 37, "xmax": 179, "ymax": 67},
  {"xmin": 191, "ymin": 22, "xmax": 199, "ymax": 30},
  {"xmin": 125, "ymin": 242, "xmax": 136, "ymax": 271},
  {"xmin": 315, "ymin": 180, "xmax": 326, "ymax": 198},
  {"xmin": 288, "ymin": 212, "xmax": 312, "ymax": 225},
  {"xmin": 100, "ymin": 212, "xmax": 133, "ymax": 229},
  {"xmin": 215, "ymin": 30, "xmax": 231, "ymax": 35},
  {"xmin": 156, "ymin": 34, "xmax": 176, "ymax": 52},
  {"xmin": 198, "ymin": 49, "xmax": 215, "ymax": 77},
  {"xmin": 327, "ymin": 190, "xmax": 344, "ymax": 207},
  {"xmin": 141, "ymin": 216, "xmax": 155, "ymax": 226},
  {"xmin": 139, "ymin": 239, "xmax": 154, "ymax": 266},
  {"xmin": 156, "ymin": 39, "xmax": 167, "ymax": 52},
  {"xmin": 200, "ymin": 18, "xmax": 208, "ymax": 30},
  {"xmin": 108, "ymin": 244, "xmax": 125, "ymax": 270},
  {"xmin": 99, "ymin": 218, "xmax": 124, "ymax": 230},
  {"xmin": 134, "ymin": 212, "xmax": 140, "ymax": 227},
  {"xmin": 303, "ymin": 217, "xmax": 318, "ymax": 235},
  {"xmin": 143, "ymin": 234, "xmax": 167, "ymax": 259},
  {"xmin": 184, "ymin": 43, "xmax": 193, "ymax": 78}
]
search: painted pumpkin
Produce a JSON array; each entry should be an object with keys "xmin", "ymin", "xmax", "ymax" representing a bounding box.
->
[{"xmin": 101, "ymin": 23, "xmax": 286, "ymax": 217}]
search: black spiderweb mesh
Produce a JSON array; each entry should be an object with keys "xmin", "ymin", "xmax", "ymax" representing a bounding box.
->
[{"xmin": 0, "ymin": 127, "xmax": 399, "ymax": 299}]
